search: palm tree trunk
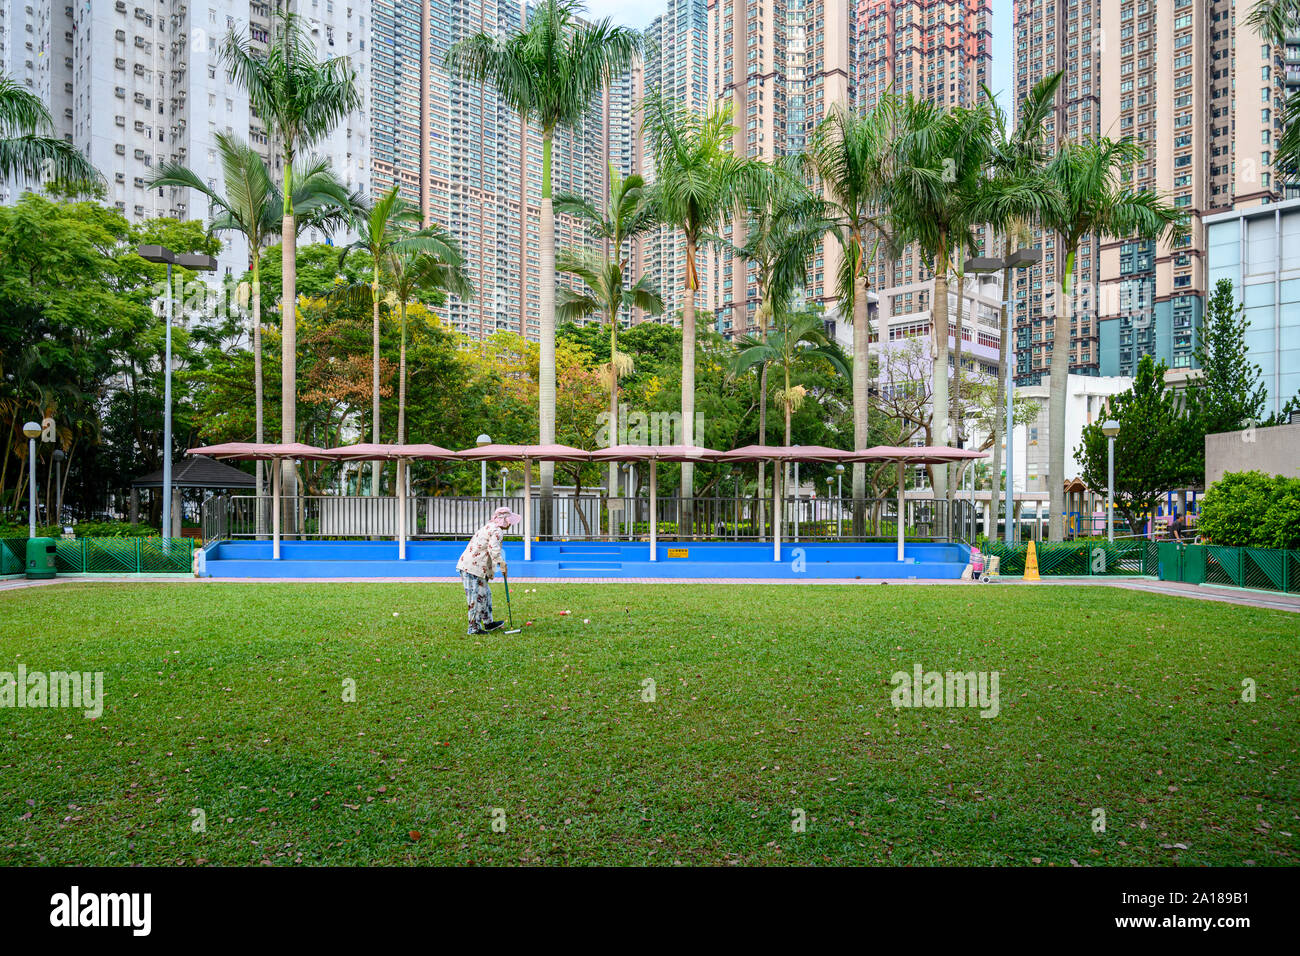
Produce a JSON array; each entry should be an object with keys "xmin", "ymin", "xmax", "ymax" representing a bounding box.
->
[
  {"xmin": 538, "ymin": 129, "xmax": 557, "ymax": 537},
  {"xmin": 757, "ymin": 290, "xmax": 769, "ymax": 541},
  {"xmin": 1047, "ymin": 248, "xmax": 1075, "ymax": 542},
  {"xmin": 990, "ymin": 240, "xmax": 1011, "ymax": 540},
  {"xmin": 680, "ymin": 235, "xmax": 698, "ymax": 536},
  {"xmin": 398, "ymin": 298, "xmax": 408, "ymax": 444},
  {"xmin": 252, "ymin": 259, "xmax": 266, "ymax": 537},
  {"xmin": 280, "ymin": 199, "xmax": 297, "ymax": 534},
  {"xmin": 931, "ymin": 250, "xmax": 950, "ymax": 503},
  {"xmin": 608, "ymin": 307, "xmax": 619, "ymax": 526},
  {"xmin": 757, "ymin": 362, "xmax": 767, "ymax": 541},
  {"xmin": 371, "ymin": 269, "xmax": 381, "ymax": 497},
  {"xmin": 950, "ymin": 262, "xmax": 965, "ymax": 515},
  {"xmin": 851, "ymin": 268, "xmax": 869, "ymax": 538}
]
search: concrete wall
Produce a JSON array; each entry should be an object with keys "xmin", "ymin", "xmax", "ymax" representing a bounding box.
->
[{"xmin": 1205, "ymin": 421, "xmax": 1300, "ymax": 488}]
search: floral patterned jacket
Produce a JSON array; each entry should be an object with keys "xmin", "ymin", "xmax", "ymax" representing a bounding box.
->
[{"xmin": 456, "ymin": 522, "xmax": 507, "ymax": 579}]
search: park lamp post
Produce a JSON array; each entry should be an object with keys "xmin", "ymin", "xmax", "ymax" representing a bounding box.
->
[
  {"xmin": 1102, "ymin": 419, "xmax": 1121, "ymax": 543},
  {"xmin": 137, "ymin": 245, "xmax": 217, "ymax": 539},
  {"xmin": 477, "ymin": 433, "xmax": 491, "ymax": 498},
  {"xmin": 499, "ymin": 466, "xmax": 509, "ymax": 497},
  {"xmin": 965, "ymin": 247, "xmax": 1042, "ymax": 546},
  {"xmin": 22, "ymin": 421, "xmax": 41, "ymax": 537}
]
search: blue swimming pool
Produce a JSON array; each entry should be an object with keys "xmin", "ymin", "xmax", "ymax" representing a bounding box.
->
[{"xmin": 200, "ymin": 539, "xmax": 970, "ymax": 579}]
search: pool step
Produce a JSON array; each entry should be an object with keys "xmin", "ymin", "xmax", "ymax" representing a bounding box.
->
[{"xmin": 557, "ymin": 561, "xmax": 624, "ymax": 571}]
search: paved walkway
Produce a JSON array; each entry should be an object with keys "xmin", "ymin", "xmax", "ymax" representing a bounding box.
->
[{"xmin": 3, "ymin": 573, "xmax": 1298, "ymax": 612}]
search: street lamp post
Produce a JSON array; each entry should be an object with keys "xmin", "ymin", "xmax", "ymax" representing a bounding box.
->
[
  {"xmin": 52, "ymin": 449, "xmax": 65, "ymax": 528},
  {"xmin": 1102, "ymin": 419, "xmax": 1120, "ymax": 543},
  {"xmin": 137, "ymin": 246, "xmax": 216, "ymax": 539},
  {"xmin": 22, "ymin": 422, "xmax": 40, "ymax": 537},
  {"xmin": 476, "ymin": 433, "xmax": 491, "ymax": 499},
  {"xmin": 965, "ymin": 248, "xmax": 1042, "ymax": 547},
  {"xmin": 499, "ymin": 466, "xmax": 508, "ymax": 498}
]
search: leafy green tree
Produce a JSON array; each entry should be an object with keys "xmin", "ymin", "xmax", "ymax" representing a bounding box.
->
[
  {"xmin": 1192, "ymin": 278, "xmax": 1290, "ymax": 435},
  {"xmin": 222, "ymin": 10, "xmax": 361, "ymax": 501},
  {"xmin": 447, "ymin": 0, "xmax": 641, "ymax": 518},
  {"xmin": 1039, "ymin": 138, "xmax": 1185, "ymax": 540},
  {"xmin": 1075, "ymin": 355, "xmax": 1198, "ymax": 535}
]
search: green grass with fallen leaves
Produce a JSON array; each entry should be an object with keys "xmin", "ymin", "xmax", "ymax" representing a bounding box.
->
[{"xmin": 0, "ymin": 581, "xmax": 1296, "ymax": 865}]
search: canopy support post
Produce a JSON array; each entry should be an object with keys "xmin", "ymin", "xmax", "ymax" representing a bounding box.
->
[
  {"xmin": 649, "ymin": 460, "xmax": 658, "ymax": 562},
  {"xmin": 523, "ymin": 457, "xmax": 532, "ymax": 563},
  {"xmin": 397, "ymin": 458, "xmax": 407, "ymax": 560},
  {"xmin": 272, "ymin": 459, "xmax": 282, "ymax": 561},
  {"xmin": 773, "ymin": 458, "xmax": 782, "ymax": 563},
  {"xmin": 897, "ymin": 461, "xmax": 906, "ymax": 562}
]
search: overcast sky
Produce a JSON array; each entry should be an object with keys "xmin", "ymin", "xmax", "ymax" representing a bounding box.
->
[{"xmin": 578, "ymin": 0, "xmax": 1015, "ymax": 112}]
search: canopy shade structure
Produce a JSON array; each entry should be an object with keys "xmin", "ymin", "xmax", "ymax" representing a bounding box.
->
[
  {"xmin": 718, "ymin": 444, "xmax": 864, "ymax": 462},
  {"xmin": 186, "ymin": 443, "xmax": 330, "ymax": 559},
  {"xmin": 860, "ymin": 445, "xmax": 987, "ymax": 464},
  {"xmin": 588, "ymin": 445, "xmax": 722, "ymax": 561},
  {"xmin": 455, "ymin": 443, "xmax": 591, "ymax": 462},
  {"xmin": 860, "ymin": 446, "xmax": 989, "ymax": 560},
  {"xmin": 322, "ymin": 442, "xmax": 459, "ymax": 461},
  {"xmin": 454, "ymin": 443, "xmax": 590, "ymax": 560},
  {"xmin": 588, "ymin": 444, "xmax": 720, "ymax": 462},
  {"xmin": 132, "ymin": 455, "xmax": 254, "ymax": 490},
  {"xmin": 185, "ymin": 442, "xmax": 331, "ymax": 461},
  {"xmin": 321, "ymin": 443, "xmax": 459, "ymax": 559}
]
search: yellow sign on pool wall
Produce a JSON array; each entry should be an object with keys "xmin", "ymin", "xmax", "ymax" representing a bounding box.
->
[{"xmin": 666, "ymin": 548, "xmax": 689, "ymax": 558}]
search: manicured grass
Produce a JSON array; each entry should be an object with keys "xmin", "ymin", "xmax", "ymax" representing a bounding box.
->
[{"xmin": 0, "ymin": 582, "xmax": 1296, "ymax": 866}]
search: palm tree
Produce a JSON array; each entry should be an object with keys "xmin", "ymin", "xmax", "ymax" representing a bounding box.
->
[
  {"xmin": 150, "ymin": 133, "xmax": 352, "ymax": 505},
  {"xmin": 807, "ymin": 98, "xmax": 898, "ymax": 529},
  {"xmin": 887, "ymin": 96, "xmax": 990, "ymax": 500},
  {"xmin": 717, "ymin": 156, "xmax": 833, "ymax": 536},
  {"xmin": 555, "ymin": 165, "xmax": 663, "ymax": 497},
  {"xmin": 1038, "ymin": 138, "xmax": 1186, "ymax": 541},
  {"xmin": 447, "ymin": 0, "xmax": 641, "ymax": 521},
  {"xmin": 974, "ymin": 71, "xmax": 1063, "ymax": 537},
  {"xmin": 1248, "ymin": 1, "xmax": 1299, "ymax": 182},
  {"xmin": 731, "ymin": 310, "xmax": 849, "ymax": 511},
  {"xmin": 642, "ymin": 97, "xmax": 768, "ymax": 512},
  {"xmin": 222, "ymin": 11, "xmax": 361, "ymax": 503},
  {"xmin": 336, "ymin": 187, "xmax": 426, "ymax": 494},
  {"xmin": 385, "ymin": 227, "xmax": 474, "ymax": 445},
  {"xmin": 0, "ymin": 74, "xmax": 98, "ymax": 186}
]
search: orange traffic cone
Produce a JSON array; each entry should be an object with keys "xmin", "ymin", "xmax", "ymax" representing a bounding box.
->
[{"xmin": 1024, "ymin": 539, "xmax": 1040, "ymax": 581}]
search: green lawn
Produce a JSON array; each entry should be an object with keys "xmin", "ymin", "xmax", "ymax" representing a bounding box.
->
[{"xmin": 0, "ymin": 582, "xmax": 1296, "ymax": 866}]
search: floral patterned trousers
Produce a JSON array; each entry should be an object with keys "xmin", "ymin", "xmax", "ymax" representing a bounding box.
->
[{"xmin": 461, "ymin": 571, "xmax": 494, "ymax": 635}]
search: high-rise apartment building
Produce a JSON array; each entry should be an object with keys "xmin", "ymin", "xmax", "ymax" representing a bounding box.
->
[
  {"xmin": 1096, "ymin": 0, "xmax": 1288, "ymax": 377},
  {"xmin": 705, "ymin": 0, "xmax": 854, "ymax": 338},
  {"xmin": 636, "ymin": 0, "xmax": 708, "ymax": 324},
  {"xmin": 371, "ymin": 0, "xmax": 642, "ymax": 342},
  {"xmin": 0, "ymin": 1, "xmax": 369, "ymax": 281},
  {"xmin": 1012, "ymin": 0, "xmax": 1101, "ymax": 385},
  {"xmin": 857, "ymin": 0, "xmax": 995, "ymax": 385}
]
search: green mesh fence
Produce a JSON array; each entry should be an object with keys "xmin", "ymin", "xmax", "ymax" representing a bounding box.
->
[
  {"xmin": 0, "ymin": 537, "xmax": 191, "ymax": 576},
  {"xmin": 1, "ymin": 538, "xmax": 24, "ymax": 575},
  {"xmin": 1160, "ymin": 543, "xmax": 1299, "ymax": 594},
  {"xmin": 982, "ymin": 540, "xmax": 1150, "ymax": 577}
]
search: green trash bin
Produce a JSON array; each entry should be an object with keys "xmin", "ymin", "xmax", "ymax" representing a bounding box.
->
[{"xmin": 26, "ymin": 537, "xmax": 57, "ymax": 579}]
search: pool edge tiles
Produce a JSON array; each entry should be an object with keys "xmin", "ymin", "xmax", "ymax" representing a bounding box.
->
[{"xmin": 202, "ymin": 540, "xmax": 970, "ymax": 580}]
